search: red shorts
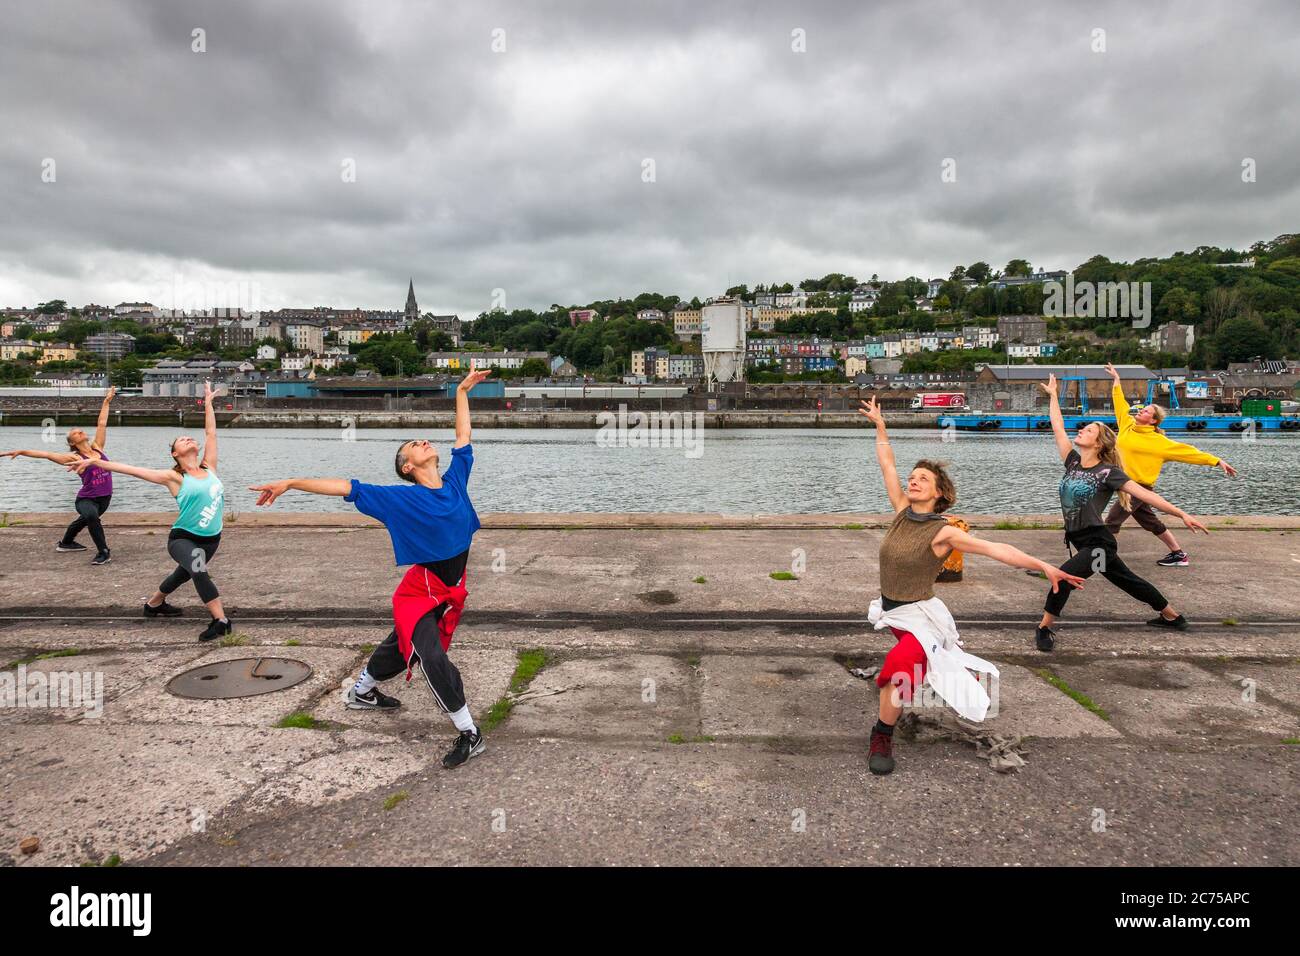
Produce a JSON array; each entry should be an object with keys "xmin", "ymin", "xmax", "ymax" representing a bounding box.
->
[{"xmin": 875, "ymin": 627, "xmax": 928, "ymax": 702}]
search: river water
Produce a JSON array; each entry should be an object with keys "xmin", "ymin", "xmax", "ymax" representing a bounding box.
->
[{"xmin": 1, "ymin": 426, "xmax": 1295, "ymax": 515}]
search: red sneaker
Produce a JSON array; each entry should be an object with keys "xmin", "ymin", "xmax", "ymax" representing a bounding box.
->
[{"xmin": 868, "ymin": 729, "xmax": 896, "ymax": 775}]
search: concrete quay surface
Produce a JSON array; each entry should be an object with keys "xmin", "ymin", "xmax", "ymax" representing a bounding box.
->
[{"xmin": 1, "ymin": 515, "xmax": 1298, "ymax": 867}]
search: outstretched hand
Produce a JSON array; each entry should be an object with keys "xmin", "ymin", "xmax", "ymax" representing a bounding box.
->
[
  {"xmin": 858, "ymin": 396, "xmax": 885, "ymax": 427},
  {"xmin": 67, "ymin": 457, "xmax": 99, "ymax": 475},
  {"xmin": 1104, "ymin": 362, "xmax": 1121, "ymax": 383},
  {"xmin": 1181, "ymin": 513, "xmax": 1210, "ymax": 535},
  {"xmin": 1038, "ymin": 372, "xmax": 1058, "ymax": 397},
  {"xmin": 1218, "ymin": 460, "xmax": 1238, "ymax": 478},
  {"xmin": 458, "ymin": 361, "xmax": 493, "ymax": 392},
  {"xmin": 1044, "ymin": 565, "xmax": 1086, "ymax": 594},
  {"xmin": 249, "ymin": 480, "xmax": 291, "ymax": 507}
]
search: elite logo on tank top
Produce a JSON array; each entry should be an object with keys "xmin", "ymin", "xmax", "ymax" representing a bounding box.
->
[{"xmin": 198, "ymin": 476, "xmax": 223, "ymax": 531}]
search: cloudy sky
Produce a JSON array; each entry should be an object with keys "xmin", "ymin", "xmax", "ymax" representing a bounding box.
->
[{"xmin": 3, "ymin": 0, "xmax": 1298, "ymax": 317}]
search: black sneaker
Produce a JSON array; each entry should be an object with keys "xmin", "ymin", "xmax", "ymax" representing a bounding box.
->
[
  {"xmin": 1146, "ymin": 614, "xmax": 1189, "ymax": 631},
  {"xmin": 56, "ymin": 541, "xmax": 88, "ymax": 553},
  {"xmin": 442, "ymin": 729, "xmax": 485, "ymax": 769},
  {"xmin": 91, "ymin": 551, "xmax": 111, "ymax": 566},
  {"xmin": 345, "ymin": 687, "xmax": 401, "ymax": 710},
  {"xmin": 143, "ymin": 600, "xmax": 183, "ymax": 618},
  {"xmin": 1035, "ymin": 625, "xmax": 1056, "ymax": 652},
  {"xmin": 1156, "ymin": 551, "xmax": 1189, "ymax": 567},
  {"xmin": 198, "ymin": 618, "xmax": 233, "ymax": 642},
  {"xmin": 868, "ymin": 728, "xmax": 896, "ymax": 775}
]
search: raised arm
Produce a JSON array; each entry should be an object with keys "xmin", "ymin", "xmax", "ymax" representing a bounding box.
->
[
  {"xmin": 1038, "ymin": 373, "xmax": 1073, "ymax": 461},
  {"xmin": 1105, "ymin": 363, "xmax": 1131, "ymax": 431},
  {"xmin": 1120, "ymin": 480, "xmax": 1209, "ymax": 534},
  {"xmin": 94, "ymin": 386, "xmax": 116, "ymax": 449},
  {"xmin": 935, "ymin": 525, "xmax": 1087, "ymax": 594},
  {"xmin": 69, "ymin": 455, "xmax": 180, "ymax": 491},
  {"xmin": 201, "ymin": 381, "xmax": 218, "ymax": 470},
  {"xmin": 249, "ymin": 477, "xmax": 353, "ymax": 507},
  {"xmin": 857, "ymin": 396, "xmax": 906, "ymax": 512},
  {"xmin": 454, "ymin": 363, "xmax": 493, "ymax": 448},
  {"xmin": 1, "ymin": 448, "xmax": 80, "ymax": 465}
]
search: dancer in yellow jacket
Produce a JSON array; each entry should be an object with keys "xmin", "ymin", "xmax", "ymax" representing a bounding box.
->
[{"xmin": 1104, "ymin": 362, "xmax": 1237, "ymax": 567}]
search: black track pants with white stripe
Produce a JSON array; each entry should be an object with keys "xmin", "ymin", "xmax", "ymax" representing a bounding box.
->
[{"xmin": 365, "ymin": 605, "xmax": 466, "ymax": 713}]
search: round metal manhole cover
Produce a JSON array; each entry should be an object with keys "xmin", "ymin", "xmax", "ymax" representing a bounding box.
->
[{"xmin": 166, "ymin": 658, "xmax": 314, "ymax": 700}]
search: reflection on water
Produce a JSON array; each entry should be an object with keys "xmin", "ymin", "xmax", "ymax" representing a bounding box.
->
[{"xmin": 1, "ymin": 426, "xmax": 1294, "ymax": 515}]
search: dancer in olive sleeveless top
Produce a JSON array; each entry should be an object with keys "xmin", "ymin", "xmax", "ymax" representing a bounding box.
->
[
  {"xmin": 70, "ymin": 381, "xmax": 232, "ymax": 641},
  {"xmin": 858, "ymin": 397, "xmax": 1085, "ymax": 775}
]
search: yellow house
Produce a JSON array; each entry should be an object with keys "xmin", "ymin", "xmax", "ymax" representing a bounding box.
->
[
  {"xmin": 39, "ymin": 343, "xmax": 79, "ymax": 364},
  {"xmin": 1, "ymin": 339, "xmax": 42, "ymax": 361},
  {"xmin": 673, "ymin": 310, "xmax": 701, "ymax": 336},
  {"xmin": 845, "ymin": 356, "xmax": 870, "ymax": 377}
]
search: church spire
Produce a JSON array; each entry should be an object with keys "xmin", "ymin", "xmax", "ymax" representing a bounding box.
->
[{"xmin": 405, "ymin": 278, "xmax": 418, "ymax": 320}]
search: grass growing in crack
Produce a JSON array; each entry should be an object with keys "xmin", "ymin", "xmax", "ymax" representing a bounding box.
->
[
  {"xmin": 685, "ymin": 653, "xmax": 701, "ymax": 667},
  {"xmin": 383, "ymin": 791, "xmax": 410, "ymax": 811},
  {"xmin": 219, "ymin": 633, "xmax": 251, "ymax": 647},
  {"xmin": 993, "ymin": 519, "xmax": 1044, "ymax": 530},
  {"xmin": 6, "ymin": 648, "xmax": 81, "ymax": 669},
  {"xmin": 284, "ymin": 639, "xmax": 301, "ymax": 646},
  {"xmin": 80, "ymin": 852, "xmax": 122, "ymax": 867},
  {"xmin": 668, "ymin": 733, "xmax": 716, "ymax": 744},
  {"xmin": 1283, "ymin": 738, "xmax": 1300, "ymax": 746},
  {"xmin": 1221, "ymin": 618, "xmax": 1239, "ymax": 627},
  {"xmin": 481, "ymin": 648, "xmax": 552, "ymax": 732},
  {"xmin": 1036, "ymin": 668, "xmax": 1109, "ymax": 721},
  {"xmin": 692, "ymin": 576, "xmax": 707, "ymax": 584},
  {"xmin": 840, "ymin": 523, "xmax": 865, "ymax": 530},
  {"xmin": 275, "ymin": 712, "xmax": 324, "ymax": 730},
  {"xmin": 359, "ymin": 643, "xmax": 376, "ymax": 656},
  {"xmin": 769, "ymin": 571, "xmax": 798, "ymax": 581}
]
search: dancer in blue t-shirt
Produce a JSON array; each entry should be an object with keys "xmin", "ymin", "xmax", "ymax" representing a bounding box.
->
[{"xmin": 251, "ymin": 364, "xmax": 493, "ymax": 770}]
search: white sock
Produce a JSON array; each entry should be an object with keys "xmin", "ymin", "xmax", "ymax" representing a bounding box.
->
[
  {"xmin": 352, "ymin": 669, "xmax": 377, "ymax": 695},
  {"xmin": 449, "ymin": 705, "xmax": 477, "ymax": 735}
]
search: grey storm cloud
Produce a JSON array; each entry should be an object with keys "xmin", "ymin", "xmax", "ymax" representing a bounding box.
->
[{"xmin": 1, "ymin": 0, "xmax": 1298, "ymax": 315}]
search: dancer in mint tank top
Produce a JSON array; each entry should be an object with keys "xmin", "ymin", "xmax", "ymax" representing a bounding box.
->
[
  {"xmin": 2, "ymin": 386, "xmax": 118, "ymax": 565},
  {"xmin": 70, "ymin": 381, "xmax": 233, "ymax": 642}
]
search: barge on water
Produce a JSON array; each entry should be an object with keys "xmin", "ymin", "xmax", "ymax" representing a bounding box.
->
[{"xmin": 942, "ymin": 413, "xmax": 1300, "ymax": 433}]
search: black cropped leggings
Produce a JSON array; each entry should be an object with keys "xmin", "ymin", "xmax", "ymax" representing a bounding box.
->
[
  {"xmin": 159, "ymin": 531, "xmax": 221, "ymax": 604},
  {"xmin": 1044, "ymin": 527, "xmax": 1167, "ymax": 617},
  {"xmin": 62, "ymin": 495, "xmax": 111, "ymax": 553}
]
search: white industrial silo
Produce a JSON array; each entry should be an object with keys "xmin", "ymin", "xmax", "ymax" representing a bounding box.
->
[{"xmin": 701, "ymin": 299, "xmax": 746, "ymax": 385}]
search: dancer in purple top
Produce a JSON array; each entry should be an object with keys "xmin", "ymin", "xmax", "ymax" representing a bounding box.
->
[{"xmin": 2, "ymin": 387, "xmax": 118, "ymax": 565}]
